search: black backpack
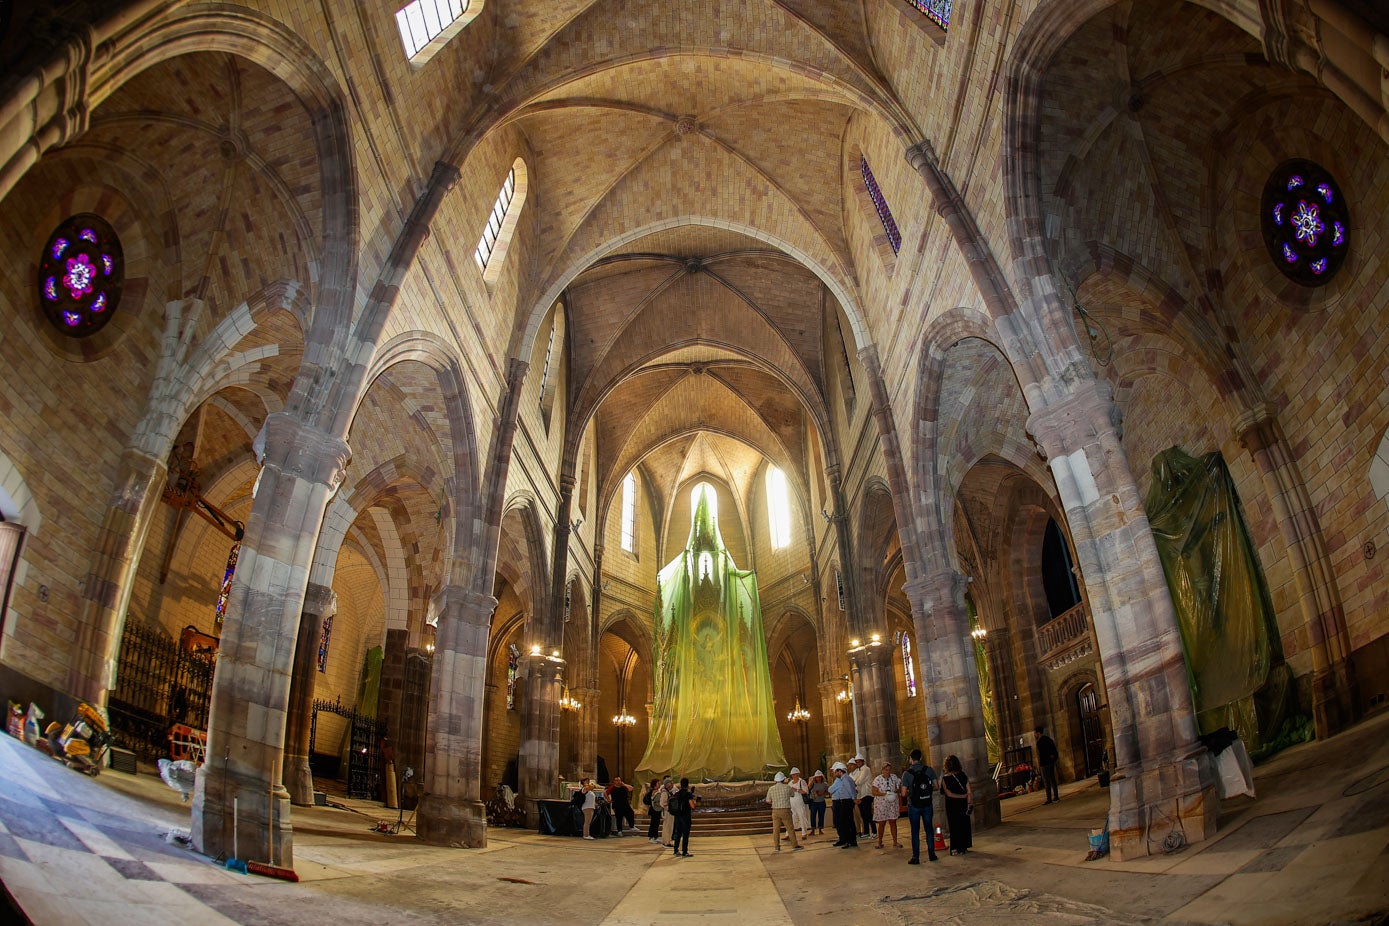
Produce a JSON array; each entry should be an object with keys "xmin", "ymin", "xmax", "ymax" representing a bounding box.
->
[
  {"xmin": 671, "ymin": 789, "xmax": 693, "ymax": 815},
  {"xmin": 908, "ymin": 767, "xmax": 935, "ymax": 808},
  {"xmin": 571, "ymin": 789, "xmax": 586, "ymax": 808}
]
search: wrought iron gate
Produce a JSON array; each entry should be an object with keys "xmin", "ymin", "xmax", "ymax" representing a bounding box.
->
[
  {"xmin": 309, "ymin": 698, "xmax": 381, "ymax": 799},
  {"xmin": 108, "ymin": 622, "xmax": 215, "ymax": 761}
]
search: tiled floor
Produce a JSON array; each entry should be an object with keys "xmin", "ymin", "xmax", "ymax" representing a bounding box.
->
[{"xmin": 1, "ymin": 712, "xmax": 1387, "ymax": 925}]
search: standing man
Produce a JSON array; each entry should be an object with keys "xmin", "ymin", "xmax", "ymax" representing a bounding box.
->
[
  {"xmin": 605, "ymin": 776, "xmax": 636, "ymax": 835},
  {"xmin": 1036, "ymin": 726, "xmax": 1060, "ymax": 804},
  {"xmin": 670, "ymin": 777, "xmax": 698, "ymax": 857},
  {"xmin": 765, "ymin": 772, "xmax": 802, "ymax": 852},
  {"xmin": 899, "ymin": 748, "xmax": 938, "ymax": 864},
  {"xmin": 828, "ymin": 761, "xmax": 858, "ymax": 848},
  {"xmin": 851, "ymin": 756, "xmax": 875, "ymax": 838}
]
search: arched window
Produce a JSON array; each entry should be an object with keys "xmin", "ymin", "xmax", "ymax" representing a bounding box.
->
[
  {"xmin": 1261, "ymin": 159, "xmax": 1349, "ymax": 286},
  {"xmin": 38, "ymin": 213, "xmax": 124, "ymax": 337},
  {"xmin": 317, "ymin": 613, "xmax": 334, "ymax": 672},
  {"xmin": 860, "ymin": 156, "xmax": 901, "ymax": 254},
  {"xmin": 766, "ymin": 465, "xmax": 792, "ymax": 549},
  {"xmin": 475, "ymin": 159, "xmax": 528, "ymax": 285},
  {"xmin": 620, "ymin": 471, "xmax": 637, "ymax": 553},
  {"xmin": 900, "ymin": 631, "xmax": 918, "ymax": 698},
  {"xmin": 395, "ymin": 0, "xmax": 476, "ymax": 63},
  {"xmin": 908, "ymin": 0, "xmax": 952, "ymax": 29},
  {"xmin": 1041, "ymin": 518, "xmax": 1082, "ymax": 619}
]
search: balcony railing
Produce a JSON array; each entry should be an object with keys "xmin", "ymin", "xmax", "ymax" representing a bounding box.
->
[{"xmin": 1036, "ymin": 603, "xmax": 1094, "ymax": 671}]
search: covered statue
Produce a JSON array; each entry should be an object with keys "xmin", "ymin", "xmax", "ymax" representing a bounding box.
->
[{"xmin": 637, "ymin": 482, "xmax": 785, "ymax": 780}]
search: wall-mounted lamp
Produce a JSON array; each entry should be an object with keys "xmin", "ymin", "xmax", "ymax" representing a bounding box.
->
[
  {"xmin": 571, "ymin": 516, "xmax": 584, "ymax": 532},
  {"xmin": 850, "ymin": 638, "xmax": 861, "ymax": 648},
  {"xmin": 530, "ymin": 644, "xmax": 541, "ymax": 656},
  {"xmin": 870, "ymin": 632, "xmax": 881, "ymax": 643},
  {"xmin": 971, "ymin": 626, "xmax": 988, "ymax": 642}
]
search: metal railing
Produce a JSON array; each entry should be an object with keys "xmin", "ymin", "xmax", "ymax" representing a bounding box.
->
[{"xmin": 108, "ymin": 621, "xmax": 215, "ymax": 761}]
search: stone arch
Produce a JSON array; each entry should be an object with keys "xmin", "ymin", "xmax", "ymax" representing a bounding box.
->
[
  {"xmin": 0, "ymin": 450, "xmax": 40, "ymax": 535},
  {"xmin": 497, "ymin": 499, "xmax": 551, "ymax": 645}
]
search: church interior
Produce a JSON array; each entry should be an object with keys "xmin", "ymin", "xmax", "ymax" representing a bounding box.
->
[{"xmin": 0, "ymin": 0, "xmax": 1387, "ymax": 922}]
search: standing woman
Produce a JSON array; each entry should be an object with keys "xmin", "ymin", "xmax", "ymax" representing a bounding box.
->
[
  {"xmin": 645, "ymin": 779, "xmax": 662, "ymax": 843},
  {"xmin": 787, "ymin": 768, "xmax": 811, "ymax": 840},
  {"xmin": 808, "ymin": 770, "xmax": 829, "ymax": 835},
  {"xmin": 872, "ymin": 761, "xmax": 902, "ymax": 849},
  {"xmin": 671, "ymin": 777, "xmax": 698, "ymax": 857},
  {"xmin": 941, "ymin": 755, "xmax": 973, "ymax": 855}
]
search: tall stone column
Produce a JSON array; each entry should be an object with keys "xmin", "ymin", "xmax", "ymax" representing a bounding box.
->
[
  {"xmin": 417, "ymin": 586, "xmax": 496, "ymax": 847},
  {"xmin": 1236, "ymin": 405, "xmax": 1358, "ymax": 736},
  {"xmin": 571, "ymin": 686, "xmax": 601, "ymax": 779},
  {"xmin": 191, "ymin": 413, "xmax": 350, "ymax": 868},
  {"xmin": 848, "ymin": 641, "xmax": 901, "ymax": 769},
  {"xmin": 906, "ymin": 573, "xmax": 1000, "ymax": 828},
  {"xmin": 68, "ymin": 447, "xmax": 167, "ymax": 706},
  {"xmin": 1027, "ymin": 379, "xmax": 1217, "ymax": 859},
  {"xmin": 283, "ymin": 583, "xmax": 336, "ymax": 806},
  {"xmin": 518, "ymin": 651, "xmax": 565, "ymax": 822},
  {"xmin": 818, "ymin": 678, "xmax": 852, "ymax": 765}
]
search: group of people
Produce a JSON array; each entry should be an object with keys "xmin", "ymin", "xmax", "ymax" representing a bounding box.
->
[
  {"xmin": 573, "ymin": 749, "xmax": 981, "ymax": 865},
  {"xmin": 813, "ymin": 750, "xmax": 974, "ymax": 863},
  {"xmin": 576, "ymin": 775, "xmax": 700, "ymax": 856}
]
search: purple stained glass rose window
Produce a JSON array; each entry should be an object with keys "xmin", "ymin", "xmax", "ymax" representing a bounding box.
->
[
  {"xmin": 907, "ymin": 0, "xmax": 951, "ymax": 29},
  {"xmin": 1261, "ymin": 160, "xmax": 1349, "ymax": 287},
  {"xmin": 37, "ymin": 213, "xmax": 124, "ymax": 337}
]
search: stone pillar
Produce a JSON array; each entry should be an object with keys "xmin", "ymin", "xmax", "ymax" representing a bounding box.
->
[
  {"xmin": 571, "ymin": 686, "xmax": 600, "ymax": 779},
  {"xmin": 906, "ymin": 573, "xmax": 1001, "ymax": 829},
  {"xmin": 377, "ymin": 628, "xmax": 410, "ymax": 760},
  {"xmin": 68, "ymin": 448, "xmax": 167, "ymax": 706},
  {"xmin": 818, "ymin": 678, "xmax": 852, "ymax": 765},
  {"xmin": 1027, "ymin": 379, "xmax": 1217, "ymax": 859},
  {"xmin": 518, "ymin": 651, "xmax": 565, "ymax": 822},
  {"xmin": 191, "ymin": 413, "xmax": 350, "ymax": 869},
  {"xmin": 1235, "ymin": 405, "xmax": 1358, "ymax": 736},
  {"xmin": 417, "ymin": 586, "xmax": 496, "ymax": 848},
  {"xmin": 283, "ymin": 583, "xmax": 335, "ymax": 806},
  {"xmin": 849, "ymin": 641, "xmax": 901, "ymax": 769}
]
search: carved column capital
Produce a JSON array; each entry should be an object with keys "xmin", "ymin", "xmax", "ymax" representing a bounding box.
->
[
  {"xmin": 903, "ymin": 570, "xmax": 967, "ymax": 613},
  {"xmin": 434, "ymin": 585, "xmax": 497, "ymax": 626},
  {"xmin": 1234, "ymin": 402, "xmax": 1284, "ymax": 454},
  {"xmin": 1024, "ymin": 378, "xmax": 1120, "ymax": 461},
  {"xmin": 255, "ymin": 413, "xmax": 351, "ymax": 492},
  {"xmin": 301, "ymin": 582, "xmax": 337, "ymax": 619}
]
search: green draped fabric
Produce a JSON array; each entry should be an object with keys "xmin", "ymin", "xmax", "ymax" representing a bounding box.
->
[
  {"xmin": 637, "ymin": 483, "xmax": 785, "ymax": 780},
  {"xmin": 1145, "ymin": 447, "xmax": 1289, "ymax": 745},
  {"xmin": 967, "ymin": 597, "xmax": 1000, "ymax": 764}
]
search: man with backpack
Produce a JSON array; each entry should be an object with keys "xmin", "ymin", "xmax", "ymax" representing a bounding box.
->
[
  {"xmin": 669, "ymin": 777, "xmax": 698, "ymax": 857},
  {"xmin": 899, "ymin": 748, "xmax": 939, "ymax": 864}
]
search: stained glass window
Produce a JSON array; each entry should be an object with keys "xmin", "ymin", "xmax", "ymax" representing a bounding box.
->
[
  {"xmin": 475, "ymin": 167, "xmax": 517, "ymax": 271},
  {"xmin": 506, "ymin": 643, "xmax": 520, "ymax": 709},
  {"xmin": 860, "ymin": 156, "xmax": 901, "ymax": 254},
  {"xmin": 318, "ymin": 613, "xmax": 334, "ymax": 672},
  {"xmin": 1261, "ymin": 159, "xmax": 1349, "ymax": 287},
  {"xmin": 214, "ymin": 541, "xmax": 240, "ymax": 627},
  {"xmin": 900, "ymin": 631, "xmax": 918, "ymax": 697},
  {"xmin": 395, "ymin": 0, "xmax": 469, "ymax": 59},
  {"xmin": 38, "ymin": 213, "xmax": 124, "ymax": 337},
  {"xmin": 908, "ymin": 0, "xmax": 952, "ymax": 29},
  {"xmin": 621, "ymin": 471, "xmax": 637, "ymax": 553}
]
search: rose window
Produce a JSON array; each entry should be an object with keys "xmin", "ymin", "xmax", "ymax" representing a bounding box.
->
[
  {"xmin": 37, "ymin": 214, "xmax": 124, "ymax": 337},
  {"xmin": 1261, "ymin": 160, "xmax": 1349, "ymax": 287}
]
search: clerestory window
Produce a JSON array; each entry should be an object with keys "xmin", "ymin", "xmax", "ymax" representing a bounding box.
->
[
  {"xmin": 396, "ymin": 1, "xmax": 472, "ymax": 62},
  {"xmin": 766, "ymin": 466, "xmax": 792, "ymax": 549},
  {"xmin": 860, "ymin": 155, "xmax": 901, "ymax": 255},
  {"xmin": 620, "ymin": 472, "xmax": 637, "ymax": 553}
]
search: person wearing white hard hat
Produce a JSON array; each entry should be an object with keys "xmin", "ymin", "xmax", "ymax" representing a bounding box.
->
[
  {"xmin": 850, "ymin": 756, "xmax": 875, "ymax": 839},
  {"xmin": 787, "ymin": 767, "xmax": 810, "ymax": 840},
  {"xmin": 828, "ymin": 761, "xmax": 858, "ymax": 847},
  {"xmin": 765, "ymin": 771, "xmax": 801, "ymax": 851}
]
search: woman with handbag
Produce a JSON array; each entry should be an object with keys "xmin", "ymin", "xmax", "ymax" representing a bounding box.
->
[
  {"xmin": 941, "ymin": 754, "xmax": 973, "ymax": 855},
  {"xmin": 872, "ymin": 761, "xmax": 903, "ymax": 849}
]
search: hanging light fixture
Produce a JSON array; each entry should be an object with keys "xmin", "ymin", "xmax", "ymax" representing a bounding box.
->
[
  {"xmin": 560, "ymin": 687, "xmax": 582, "ymax": 712},
  {"xmin": 612, "ymin": 708, "xmax": 637, "ymax": 727},
  {"xmin": 787, "ymin": 700, "xmax": 811, "ymax": 723}
]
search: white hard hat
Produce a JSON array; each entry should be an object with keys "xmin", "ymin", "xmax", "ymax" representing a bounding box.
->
[
  {"xmin": 813, "ymin": 769, "xmax": 825, "ymax": 778},
  {"xmin": 853, "ymin": 755, "xmax": 866, "ymax": 763},
  {"xmin": 789, "ymin": 767, "xmax": 800, "ymax": 775},
  {"xmin": 831, "ymin": 761, "xmax": 848, "ymax": 772},
  {"xmin": 774, "ymin": 772, "xmax": 785, "ymax": 782}
]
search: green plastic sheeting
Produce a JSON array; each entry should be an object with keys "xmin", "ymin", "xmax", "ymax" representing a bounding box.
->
[
  {"xmin": 357, "ymin": 645, "xmax": 383, "ymax": 719},
  {"xmin": 1145, "ymin": 447, "xmax": 1289, "ymax": 745},
  {"xmin": 637, "ymin": 483, "xmax": 786, "ymax": 780},
  {"xmin": 967, "ymin": 597, "xmax": 1000, "ymax": 764}
]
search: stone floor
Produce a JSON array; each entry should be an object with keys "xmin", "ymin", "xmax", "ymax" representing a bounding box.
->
[{"xmin": 1, "ymin": 712, "xmax": 1387, "ymax": 925}]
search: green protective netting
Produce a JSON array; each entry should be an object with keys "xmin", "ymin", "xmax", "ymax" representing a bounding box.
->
[
  {"xmin": 967, "ymin": 598, "xmax": 1000, "ymax": 764},
  {"xmin": 637, "ymin": 483, "xmax": 786, "ymax": 780},
  {"xmin": 1145, "ymin": 447, "xmax": 1290, "ymax": 746},
  {"xmin": 357, "ymin": 645, "xmax": 383, "ymax": 719}
]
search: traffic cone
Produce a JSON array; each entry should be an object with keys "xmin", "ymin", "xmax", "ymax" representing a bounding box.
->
[{"xmin": 934, "ymin": 826, "xmax": 945, "ymax": 851}]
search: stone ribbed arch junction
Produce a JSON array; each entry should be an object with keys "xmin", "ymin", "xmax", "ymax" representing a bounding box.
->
[{"xmin": 1, "ymin": 0, "xmax": 1386, "ymax": 891}]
